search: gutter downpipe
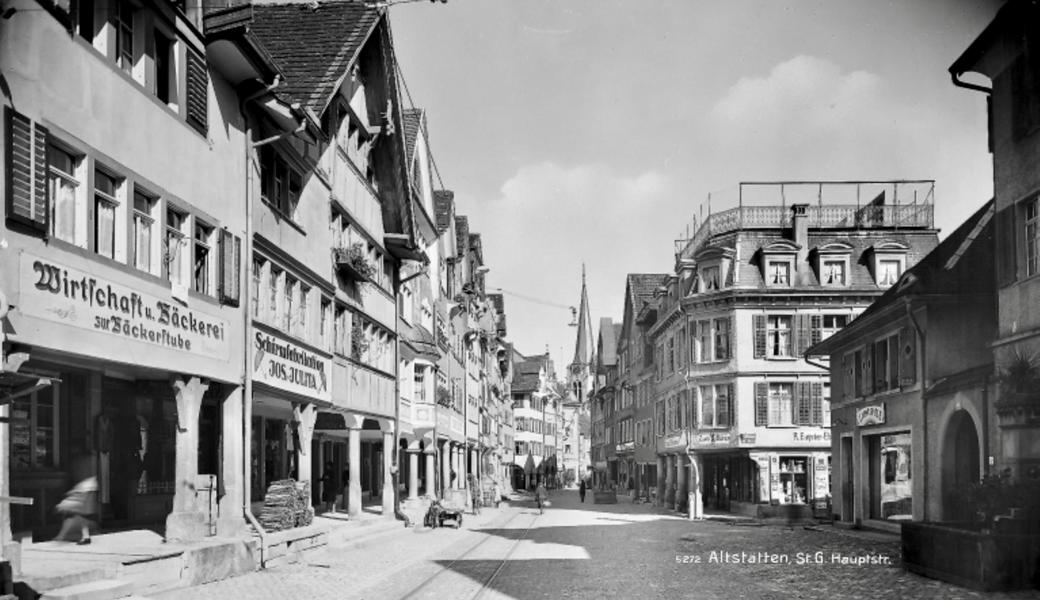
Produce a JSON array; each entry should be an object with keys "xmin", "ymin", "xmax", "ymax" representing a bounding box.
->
[
  {"xmin": 906, "ymin": 299, "xmax": 928, "ymax": 521},
  {"xmin": 238, "ymin": 75, "xmax": 292, "ymax": 564},
  {"xmin": 950, "ymin": 71, "xmax": 992, "ymax": 95}
]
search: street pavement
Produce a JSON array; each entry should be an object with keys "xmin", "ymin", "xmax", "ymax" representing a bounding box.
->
[{"xmin": 151, "ymin": 491, "xmax": 1040, "ymax": 600}]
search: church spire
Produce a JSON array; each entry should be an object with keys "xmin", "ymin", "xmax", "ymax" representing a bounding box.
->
[{"xmin": 571, "ymin": 264, "xmax": 594, "ymax": 368}]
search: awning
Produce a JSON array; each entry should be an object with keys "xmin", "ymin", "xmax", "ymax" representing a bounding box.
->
[{"xmin": 0, "ymin": 369, "xmax": 60, "ymax": 406}]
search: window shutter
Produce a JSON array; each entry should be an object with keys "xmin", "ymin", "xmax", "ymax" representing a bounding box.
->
[
  {"xmin": 722, "ymin": 317, "xmax": 732, "ymax": 359},
  {"xmin": 716, "ymin": 387, "xmax": 728, "ymax": 428},
  {"xmin": 726, "ymin": 383, "xmax": 735, "ymax": 427},
  {"xmin": 899, "ymin": 326, "xmax": 917, "ymax": 385},
  {"xmin": 753, "ymin": 314, "xmax": 766, "ymax": 358},
  {"xmin": 795, "ymin": 381, "xmax": 812, "ymax": 425},
  {"xmin": 874, "ymin": 341, "xmax": 886, "ymax": 392},
  {"xmin": 841, "ymin": 354, "xmax": 853, "ymax": 401},
  {"xmin": 862, "ymin": 349, "xmax": 873, "ymax": 396},
  {"xmin": 218, "ymin": 229, "xmax": 241, "ymax": 306},
  {"xmin": 810, "ymin": 382, "xmax": 823, "ymax": 425},
  {"xmin": 996, "ymin": 205, "xmax": 1017, "ymax": 287},
  {"xmin": 810, "ymin": 314, "xmax": 822, "ymax": 347},
  {"xmin": 796, "ymin": 314, "xmax": 813, "ymax": 357},
  {"xmin": 755, "ymin": 382, "xmax": 768, "ymax": 426},
  {"xmin": 185, "ymin": 48, "xmax": 209, "ymax": 136},
  {"xmin": 5, "ymin": 107, "xmax": 49, "ymax": 233}
]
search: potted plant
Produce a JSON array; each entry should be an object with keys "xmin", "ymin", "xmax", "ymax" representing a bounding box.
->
[
  {"xmin": 435, "ymin": 385, "xmax": 452, "ymax": 409},
  {"xmin": 350, "ymin": 319, "xmax": 369, "ymax": 360},
  {"xmin": 335, "ymin": 242, "xmax": 376, "ymax": 282}
]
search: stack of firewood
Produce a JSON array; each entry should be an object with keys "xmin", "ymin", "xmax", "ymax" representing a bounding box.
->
[{"xmin": 258, "ymin": 479, "xmax": 299, "ymax": 532}]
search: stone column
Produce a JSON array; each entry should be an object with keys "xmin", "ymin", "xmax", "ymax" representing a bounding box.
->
[
  {"xmin": 452, "ymin": 445, "xmax": 461, "ymax": 489},
  {"xmin": 425, "ymin": 448, "xmax": 436, "ymax": 498},
  {"xmin": 657, "ymin": 455, "xmax": 666, "ymax": 507},
  {"xmin": 217, "ymin": 386, "xmax": 245, "ymax": 536},
  {"xmin": 380, "ymin": 421, "xmax": 394, "ymax": 519},
  {"xmin": 441, "ymin": 440, "xmax": 451, "ymax": 498},
  {"xmin": 675, "ymin": 455, "xmax": 687, "ymax": 512},
  {"xmin": 293, "ymin": 403, "xmax": 317, "ymax": 486},
  {"xmin": 345, "ymin": 414, "xmax": 364, "ymax": 518},
  {"xmin": 167, "ymin": 376, "xmax": 208, "ymax": 540},
  {"xmin": 471, "ymin": 448, "xmax": 479, "ymax": 478},
  {"xmin": 689, "ymin": 454, "xmax": 704, "ymax": 520},
  {"xmin": 407, "ymin": 446, "xmax": 420, "ymax": 500}
]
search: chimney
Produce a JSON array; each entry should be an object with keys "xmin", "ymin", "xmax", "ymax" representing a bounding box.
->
[{"xmin": 791, "ymin": 204, "xmax": 809, "ymax": 248}]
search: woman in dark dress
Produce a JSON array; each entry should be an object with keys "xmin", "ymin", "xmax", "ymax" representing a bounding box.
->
[{"xmin": 321, "ymin": 461, "xmax": 337, "ymax": 513}]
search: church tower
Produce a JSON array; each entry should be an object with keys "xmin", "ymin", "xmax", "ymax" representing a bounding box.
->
[{"xmin": 567, "ymin": 265, "xmax": 596, "ymax": 406}]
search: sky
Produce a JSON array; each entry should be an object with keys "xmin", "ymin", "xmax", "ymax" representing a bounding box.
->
[{"xmin": 389, "ymin": 0, "xmax": 1003, "ymax": 372}]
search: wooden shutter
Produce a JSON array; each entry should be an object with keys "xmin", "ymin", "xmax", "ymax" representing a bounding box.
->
[
  {"xmin": 899, "ymin": 326, "xmax": 917, "ymax": 386},
  {"xmin": 218, "ymin": 229, "xmax": 241, "ymax": 306},
  {"xmin": 795, "ymin": 381, "xmax": 812, "ymax": 425},
  {"xmin": 809, "ymin": 314, "xmax": 822, "ymax": 348},
  {"xmin": 721, "ymin": 317, "xmax": 732, "ymax": 359},
  {"xmin": 996, "ymin": 205, "xmax": 1017, "ymax": 287},
  {"xmin": 862, "ymin": 348, "xmax": 873, "ymax": 396},
  {"xmin": 796, "ymin": 314, "xmax": 813, "ymax": 356},
  {"xmin": 5, "ymin": 107, "xmax": 49, "ymax": 233},
  {"xmin": 810, "ymin": 382, "xmax": 823, "ymax": 425},
  {"xmin": 753, "ymin": 314, "xmax": 766, "ymax": 358},
  {"xmin": 874, "ymin": 340, "xmax": 887, "ymax": 392},
  {"xmin": 842, "ymin": 354, "xmax": 853, "ymax": 401},
  {"xmin": 755, "ymin": 382, "xmax": 768, "ymax": 426},
  {"xmin": 717, "ymin": 386, "xmax": 729, "ymax": 427},
  {"xmin": 185, "ymin": 47, "xmax": 209, "ymax": 135},
  {"xmin": 726, "ymin": 383, "xmax": 735, "ymax": 427}
]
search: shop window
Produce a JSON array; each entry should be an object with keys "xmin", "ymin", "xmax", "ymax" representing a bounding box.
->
[
  {"xmin": 132, "ymin": 189, "xmax": 157, "ymax": 274},
  {"xmin": 778, "ymin": 456, "xmax": 808, "ymax": 504},
  {"xmin": 48, "ymin": 144, "xmax": 84, "ymax": 246},
  {"xmin": 93, "ymin": 169, "xmax": 121, "ymax": 260},
  {"xmin": 10, "ymin": 383, "xmax": 61, "ymax": 470},
  {"xmin": 869, "ymin": 432, "xmax": 912, "ymax": 520},
  {"xmin": 192, "ymin": 221, "xmax": 213, "ymax": 295}
]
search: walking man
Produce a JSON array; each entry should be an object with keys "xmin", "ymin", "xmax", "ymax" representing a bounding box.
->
[
  {"xmin": 579, "ymin": 478, "xmax": 587, "ymax": 503},
  {"xmin": 535, "ymin": 480, "xmax": 548, "ymax": 515}
]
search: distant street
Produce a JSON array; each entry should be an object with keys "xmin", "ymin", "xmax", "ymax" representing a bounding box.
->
[{"xmin": 152, "ymin": 492, "xmax": 1040, "ymax": 600}]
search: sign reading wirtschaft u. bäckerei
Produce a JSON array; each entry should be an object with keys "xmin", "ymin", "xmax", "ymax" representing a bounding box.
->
[{"xmin": 19, "ymin": 253, "xmax": 230, "ymax": 360}]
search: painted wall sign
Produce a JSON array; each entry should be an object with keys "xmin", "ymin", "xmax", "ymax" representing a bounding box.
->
[
  {"xmin": 813, "ymin": 455, "xmax": 830, "ymax": 499},
  {"xmin": 856, "ymin": 404, "xmax": 886, "ymax": 427},
  {"xmin": 694, "ymin": 431, "xmax": 732, "ymax": 447},
  {"xmin": 769, "ymin": 455, "xmax": 781, "ymax": 501},
  {"xmin": 615, "ymin": 441, "xmax": 635, "ymax": 452},
  {"xmin": 792, "ymin": 430, "xmax": 831, "ymax": 443},
  {"xmin": 663, "ymin": 433, "xmax": 685, "ymax": 449},
  {"xmin": 739, "ymin": 433, "xmax": 757, "ymax": 445},
  {"xmin": 20, "ymin": 253, "xmax": 230, "ymax": 360},
  {"xmin": 253, "ymin": 331, "xmax": 331, "ymax": 402}
]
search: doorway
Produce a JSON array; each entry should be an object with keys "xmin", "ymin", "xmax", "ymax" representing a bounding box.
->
[{"xmin": 942, "ymin": 410, "xmax": 980, "ymax": 521}]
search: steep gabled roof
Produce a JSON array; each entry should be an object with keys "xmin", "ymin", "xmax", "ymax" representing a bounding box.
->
[
  {"xmin": 250, "ymin": 1, "xmax": 382, "ymax": 116},
  {"xmin": 512, "ymin": 352, "xmax": 549, "ymax": 394}
]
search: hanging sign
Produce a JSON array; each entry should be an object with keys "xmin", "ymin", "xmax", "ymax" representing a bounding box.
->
[
  {"xmin": 856, "ymin": 404, "xmax": 886, "ymax": 426},
  {"xmin": 20, "ymin": 253, "xmax": 229, "ymax": 360}
]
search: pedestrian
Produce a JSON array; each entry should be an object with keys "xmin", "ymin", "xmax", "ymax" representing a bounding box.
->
[
  {"xmin": 535, "ymin": 481, "xmax": 548, "ymax": 515},
  {"xmin": 321, "ymin": 461, "xmax": 336, "ymax": 513},
  {"xmin": 54, "ymin": 476, "xmax": 97, "ymax": 544},
  {"xmin": 469, "ymin": 474, "xmax": 481, "ymax": 515},
  {"xmin": 579, "ymin": 478, "xmax": 587, "ymax": 503},
  {"xmin": 492, "ymin": 480, "xmax": 502, "ymax": 508}
]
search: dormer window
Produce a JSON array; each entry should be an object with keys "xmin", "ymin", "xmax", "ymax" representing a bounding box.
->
[
  {"xmin": 693, "ymin": 245, "xmax": 734, "ymax": 293},
  {"xmin": 759, "ymin": 241, "xmax": 799, "ymax": 288},
  {"xmin": 821, "ymin": 259, "xmax": 846, "ymax": 285},
  {"xmin": 870, "ymin": 241, "xmax": 909, "ymax": 288},
  {"xmin": 702, "ymin": 266, "xmax": 720, "ymax": 291}
]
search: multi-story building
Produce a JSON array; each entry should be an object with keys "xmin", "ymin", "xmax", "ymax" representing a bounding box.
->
[
  {"xmin": 589, "ymin": 320, "xmax": 617, "ymax": 490},
  {"xmin": 668, "ymin": 181, "xmax": 939, "ymax": 520},
  {"xmin": 950, "ymin": 0, "xmax": 1040, "ymax": 485},
  {"xmin": 510, "ymin": 351, "xmax": 557, "ymax": 490},
  {"xmin": 0, "ymin": 0, "xmax": 256, "ymax": 545}
]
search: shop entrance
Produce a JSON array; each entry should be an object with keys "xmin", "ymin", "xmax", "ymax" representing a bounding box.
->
[
  {"xmin": 868, "ymin": 431, "xmax": 912, "ymax": 521},
  {"xmin": 942, "ymin": 411, "xmax": 980, "ymax": 521}
]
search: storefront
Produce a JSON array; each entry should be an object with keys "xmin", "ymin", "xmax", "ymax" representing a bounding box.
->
[{"xmin": 866, "ymin": 431, "xmax": 912, "ymax": 521}]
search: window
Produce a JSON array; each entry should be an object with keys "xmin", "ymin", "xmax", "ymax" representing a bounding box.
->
[
  {"xmin": 268, "ymin": 268, "xmax": 281, "ymax": 324},
  {"xmin": 1027, "ymin": 198, "xmax": 1039, "ymax": 277},
  {"xmin": 320, "ymin": 298, "xmax": 331, "ymax": 348},
  {"xmin": 700, "ymin": 384, "xmax": 733, "ymax": 428},
  {"xmin": 48, "ymin": 145, "xmax": 81, "ymax": 245},
  {"xmin": 767, "ymin": 260, "xmax": 791, "ymax": 286},
  {"xmin": 93, "ymin": 170, "xmax": 120, "ymax": 259},
  {"xmin": 768, "ymin": 383, "xmax": 793, "ymax": 426},
  {"xmin": 697, "ymin": 320, "xmax": 711, "ymax": 363},
  {"xmin": 260, "ymin": 146, "xmax": 302, "ymax": 218},
  {"xmin": 283, "ymin": 276, "xmax": 296, "ymax": 332},
  {"xmin": 874, "ymin": 334, "xmax": 900, "ymax": 392},
  {"xmin": 821, "ymin": 259, "xmax": 847, "ymax": 286},
  {"xmin": 297, "ymin": 284, "xmax": 310, "ymax": 339},
  {"xmin": 251, "ymin": 259, "xmax": 263, "ymax": 318},
  {"xmin": 193, "ymin": 221, "xmax": 212, "ymax": 294},
  {"xmin": 77, "ymin": 0, "xmax": 95, "ymax": 42},
  {"xmin": 154, "ymin": 29, "xmax": 175, "ymax": 106},
  {"xmin": 714, "ymin": 318, "xmax": 730, "ymax": 360},
  {"xmin": 414, "ymin": 366, "xmax": 427, "ymax": 403},
  {"xmin": 113, "ymin": 0, "xmax": 135, "ymax": 74},
  {"xmin": 767, "ymin": 315, "xmax": 793, "ymax": 357},
  {"xmin": 702, "ymin": 266, "xmax": 720, "ymax": 291},
  {"xmin": 132, "ymin": 190, "xmax": 156, "ymax": 273},
  {"xmin": 165, "ymin": 207, "xmax": 187, "ymax": 284},
  {"xmin": 877, "ymin": 259, "xmax": 902, "ymax": 286},
  {"xmin": 11, "ymin": 384, "xmax": 61, "ymax": 470},
  {"xmin": 334, "ymin": 305, "xmax": 348, "ymax": 355},
  {"xmin": 821, "ymin": 314, "xmax": 849, "ymax": 341}
]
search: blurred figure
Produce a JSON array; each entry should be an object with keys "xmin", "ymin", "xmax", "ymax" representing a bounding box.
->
[
  {"xmin": 321, "ymin": 461, "xmax": 336, "ymax": 513},
  {"xmin": 468, "ymin": 474, "xmax": 481, "ymax": 515},
  {"xmin": 55, "ymin": 476, "xmax": 97, "ymax": 544},
  {"xmin": 579, "ymin": 478, "xmax": 587, "ymax": 503},
  {"xmin": 535, "ymin": 481, "xmax": 547, "ymax": 515}
]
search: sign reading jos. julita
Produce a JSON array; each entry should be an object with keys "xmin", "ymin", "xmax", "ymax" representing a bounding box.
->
[
  {"xmin": 19, "ymin": 253, "xmax": 230, "ymax": 360},
  {"xmin": 252, "ymin": 331, "xmax": 331, "ymax": 402}
]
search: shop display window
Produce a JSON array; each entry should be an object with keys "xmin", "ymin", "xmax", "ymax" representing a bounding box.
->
[
  {"xmin": 869, "ymin": 432, "xmax": 912, "ymax": 520},
  {"xmin": 778, "ymin": 456, "xmax": 808, "ymax": 504},
  {"xmin": 11, "ymin": 384, "xmax": 61, "ymax": 470}
]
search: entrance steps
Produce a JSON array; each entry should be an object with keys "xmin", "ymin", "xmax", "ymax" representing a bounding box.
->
[{"xmin": 39, "ymin": 579, "xmax": 132, "ymax": 600}]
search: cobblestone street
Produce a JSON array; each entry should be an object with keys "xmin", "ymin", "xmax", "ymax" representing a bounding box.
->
[{"xmin": 150, "ymin": 491, "xmax": 1040, "ymax": 600}]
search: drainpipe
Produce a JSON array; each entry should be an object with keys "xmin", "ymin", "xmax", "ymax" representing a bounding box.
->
[
  {"xmin": 905, "ymin": 299, "xmax": 927, "ymax": 520},
  {"xmin": 949, "ymin": 71, "xmax": 991, "ymax": 95},
  {"xmin": 237, "ymin": 75, "xmax": 286, "ymax": 563}
]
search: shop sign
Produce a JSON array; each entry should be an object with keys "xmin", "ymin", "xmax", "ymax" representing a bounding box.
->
[
  {"xmin": 694, "ymin": 431, "xmax": 732, "ymax": 447},
  {"xmin": 792, "ymin": 430, "xmax": 831, "ymax": 443},
  {"xmin": 253, "ymin": 331, "xmax": 331, "ymax": 402},
  {"xmin": 856, "ymin": 404, "xmax": 886, "ymax": 427},
  {"xmin": 813, "ymin": 456, "xmax": 830, "ymax": 498},
  {"xmin": 20, "ymin": 253, "xmax": 229, "ymax": 360},
  {"xmin": 738, "ymin": 433, "xmax": 757, "ymax": 445},
  {"xmin": 615, "ymin": 441, "xmax": 635, "ymax": 453},
  {"xmin": 663, "ymin": 433, "xmax": 685, "ymax": 449},
  {"xmin": 769, "ymin": 455, "xmax": 781, "ymax": 501}
]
